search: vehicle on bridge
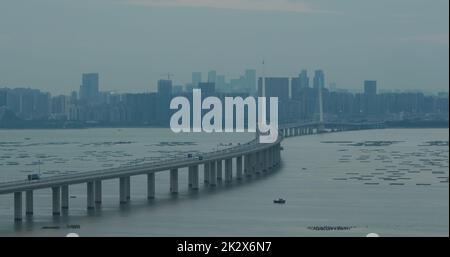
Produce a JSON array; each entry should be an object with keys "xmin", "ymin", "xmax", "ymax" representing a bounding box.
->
[{"xmin": 27, "ymin": 174, "xmax": 40, "ymax": 181}]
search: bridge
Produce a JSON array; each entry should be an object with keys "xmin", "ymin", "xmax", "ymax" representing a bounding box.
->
[
  {"xmin": 279, "ymin": 121, "xmax": 386, "ymax": 137},
  {"xmin": 0, "ymin": 134, "xmax": 282, "ymax": 221},
  {"xmin": 0, "ymin": 120, "xmax": 385, "ymax": 222},
  {"xmin": 1, "ymin": 78, "xmax": 386, "ymax": 222}
]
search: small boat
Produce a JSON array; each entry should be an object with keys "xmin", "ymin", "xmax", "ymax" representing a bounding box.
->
[{"xmin": 273, "ymin": 198, "xmax": 286, "ymax": 204}]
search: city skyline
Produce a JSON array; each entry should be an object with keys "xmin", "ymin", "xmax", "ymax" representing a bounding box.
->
[
  {"xmin": 1, "ymin": 69, "xmax": 448, "ymax": 97},
  {"xmin": 0, "ymin": 0, "xmax": 448, "ymax": 95}
]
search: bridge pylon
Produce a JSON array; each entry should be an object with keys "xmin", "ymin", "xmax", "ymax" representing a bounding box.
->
[{"xmin": 317, "ymin": 122, "xmax": 325, "ymax": 134}]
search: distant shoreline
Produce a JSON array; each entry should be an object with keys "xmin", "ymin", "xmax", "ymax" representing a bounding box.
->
[
  {"xmin": 385, "ymin": 120, "xmax": 449, "ymax": 129},
  {"xmin": 0, "ymin": 120, "xmax": 448, "ymax": 130}
]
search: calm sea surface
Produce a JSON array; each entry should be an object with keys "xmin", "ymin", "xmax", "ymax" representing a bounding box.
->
[{"xmin": 0, "ymin": 128, "xmax": 448, "ymax": 236}]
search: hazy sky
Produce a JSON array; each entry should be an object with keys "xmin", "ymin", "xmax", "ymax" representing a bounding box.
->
[{"xmin": 0, "ymin": 0, "xmax": 448, "ymax": 95}]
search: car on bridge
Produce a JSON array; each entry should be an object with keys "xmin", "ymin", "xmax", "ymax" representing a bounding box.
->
[{"xmin": 27, "ymin": 174, "xmax": 40, "ymax": 181}]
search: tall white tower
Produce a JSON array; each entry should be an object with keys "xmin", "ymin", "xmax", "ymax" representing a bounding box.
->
[{"xmin": 318, "ymin": 82, "xmax": 325, "ymax": 133}]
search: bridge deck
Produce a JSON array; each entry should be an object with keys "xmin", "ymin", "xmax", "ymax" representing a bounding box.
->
[{"xmin": 0, "ymin": 136, "xmax": 282, "ymax": 194}]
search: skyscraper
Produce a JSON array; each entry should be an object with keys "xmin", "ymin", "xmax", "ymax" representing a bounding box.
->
[
  {"xmin": 0, "ymin": 90, "xmax": 6, "ymax": 107},
  {"xmin": 363, "ymin": 80, "xmax": 378, "ymax": 116},
  {"xmin": 198, "ymin": 82, "xmax": 215, "ymax": 96},
  {"xmin": 258, "ymin": 77, "xmax": 290, "ymax": 123},
  {"xmin": 313, "ymin": 70, "xmax": 325, "ymax": 89},
  {"xmin": 80, "ymin": 73, "xmax": 99, "ymax": 104},
  {"xmin": 245, "ymin": 69, "xmax": 256, "ymax": 94},
  {"xmin": 192, "ymin": 72, "xmax": 202, "ymax": 88},
  {"xmin": 157, "ymin": 79, "xmax": 173, "ymax": 126},
  {"xmin": 291, "ymin": 78, "xmax": 301, "ymax": 100},
  {"xmin": 216, "ymin": 75, "xmax": 226, "ymax": 92},
  {"xmin": 207, "ymin": 70, "xmax": 217, "ymax": 84},
  {"xmin": 364, "ymin": 80, "xmax": 377, "ymax": 95},
  {"xmin": 258, "ymin": 77, "xmax": 289, "ymax": 101},
  {"xmin": 157, "ymin": 79, "xmax": 173, "ymax": 96},
  {"xmin": 292, "ymin": 70, "xmax": 309, "ymax": 100},
  {"xmin": 299, "ymin": 70, "xmax": 309, "ymax": 88}
]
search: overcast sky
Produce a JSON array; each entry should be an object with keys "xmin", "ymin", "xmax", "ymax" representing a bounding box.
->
[{"xmin": 0, "ymin": 0, "xmax": 448, "ymax": 95}]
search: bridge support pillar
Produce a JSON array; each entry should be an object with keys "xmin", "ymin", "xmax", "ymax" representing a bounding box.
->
[
  {"xmin": 252, "ymin": 152, "xmax": 257, "ymax": 175},
  {"xmin": 278, "ymin": 144, "xmax": 282, "ymax": 164},
  {"xmin": 170, "ymin": 168, "xmax": 178, "ymax": 194},
  {"xmin": 209, "ymin": 161, "xmax": 217, "ymax": 187},
  {"xmin": 188, "ymin": 166, "xmax": 194, "ymax": 188},
  {"xmin": 258, "ymin": 151, "xmax": 264, "ymax": 173},
  {"xmin": 87, "ymin": 181, "xmax": 95, "ymax": 210},
  {"xmin": 236, "ymin": 156, "xmax": 243, "ymax": 180},
  {"xmin": 216, "ymin": 160, "xmax": 222, "ymax": 181},
  {"xmin": 25, "ymin": 190, "xmax": 33, "ymax": 216},
  {"xmin": 94, "ymin": 180, "xmax": 102, "ymax": 204},
  {"xmin": 224, "ymin": 158, "xmax": 232, "ymax": 184},
  {"xmin": 263, "ymin": 150, "xmax": 268, "ymax": 172},
  {"xmin": 271, "ymin": 146, "xmax": 276, "ymax": 166},
  {"xmin": 119, "ymin": 177, "xmax": 127, "ymax": 204},
  {"xmin": 61, "ymin": 185, "xmax": 69, "ymax": 210},
  {"xmin": 244, "ymin": 154, "xmax": 251, "ymax": 177},
  {"xmin": 126, "ymin": 177, "xmax": 131, "ymax": 200},
  {"xmin": 52, "ymin": 186, "xmax": 60, "ymax": 216},
  {"xmin": 270, "ymin": 146, "xmax": 276, "ymax": 166},
  {"xmin": 274, "ymin": 145, "xmax": 280, "ymax": 166},
  {"xmin": 204, "ymin": 162, "xmax": 210, "ymax": 184},
  {"xmin": 147, "ymin": 173, "xmax": 155, "ymax": 199},
  {"xmin": 14, "ymin": 192, "xmax": 22, "ymax": 222},
  {"xmin": 192, "ymin": 165, "xmax": 199, "ymax": 190},
  {"xmin": 255, "ymin": 152, "xmax": 260, "ymax": 173}
]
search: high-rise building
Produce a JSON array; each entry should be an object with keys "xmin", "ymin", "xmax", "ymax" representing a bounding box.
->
[
  {"xmin": 216, "ymin": 75, "xmax": 226, "ymax": 92},
  {"xmin": 192, "ymin": 72, "xmax": 202, "ymax": 88},
  {"xmin": 207, "ymin": 70, "xmax": 217, "ymax": 84},
  {"xmin": 172, "ymin": 85, "xmax": 183, "ymax": 94},
  {"xmin": 364, "ymin": 80, "xmax": 377, "ymax": 95},
  {"xmin": 198, "ymin": 82, "xmax": 215, "ymax": 96},
  {"xmin": 291, "ymin": 77, "xmax": 301, "ymax": 100},
  {"xmin": 157, "ymin": 79, "xmax": 173, "ymax": 96},
  {"xmin": 0, "ymin": 90, "xmax": 6, "ymax": 107},
  {"xmin": 258, "ymin": 77, "xmax": 290, "ymax": 123},
  {"xmin": 258, "ymin": 77, "xmax": 289, "ymax": 101},
  {"xmin": 299, "ymin": 70, "xmax": 309, "ymax": 88},
  {"xmin": 156, "ymin": 79, "xmax": 173, "ymax": 126},
  {"xmin": 245, "ymin": 69, "xmax": 256, "ymax": 93},
  {"xmin": 313, "ymin": 70, "xmax": 325, "ymax": 89},
  {"xmin": 292, "ymin": 70, "xmax": 309, "ymax": 100},
  {"xmin": 79, "ymin": 73, "xmax": 99, "ymax": 104},
  {"xmin": 51, "ymin": 95, "xmax": 69, "ymax": 115},
  {"xmin": 363, "ymin": 80, "xmax": 378, "ymax": 116},
  {"xmin": 70, "ymin": 91, "xmax": 78, "ymax": 103}
]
